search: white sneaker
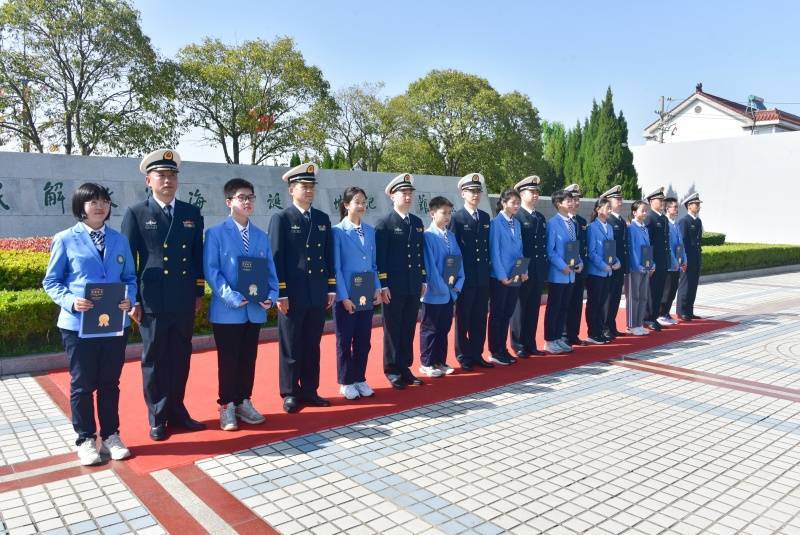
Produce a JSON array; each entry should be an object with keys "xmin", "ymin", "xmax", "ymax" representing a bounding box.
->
[
  {"xmin": 99, "ymin": 433, "xmax": 131, "ymax": 461},
  {"xmin": 436, "ymin": 364, "xmax": 455, "ymax": 375},
  {"xmin": 629, "ymin": 327, "xmax": 649, "ymax": 336},
  {"xmin": 354, "ymin": 382, "xmax": 374, "ymax": 397},
  {"xmin": 544, "ymin": 341, "xmax": 564, "ymax": 354},
  {"xmin": 557, "ymin": 340, "xmax": 574, "ymax": 353},
  {"xmin": 236, "ymin": 399, "xmax": 266, "ymax": 424},
  {"xmin": 419, "ymin": 365, "xmax": 443, "ymax": 377},
  {"xmin": 585, "ymin": 337, "xmax": 606, "ymax": 345},
  {"xmin": 339, "ymin": 384, "xmax": 361, "ymax": 400},
  {"xmin": 220, "ymin": 402, "xmax": 238, "ymax": 431},
  {"xmin": 77, "ymin": 439, "xmax": 102, "ymax": 466},
  {"xmin": 657, "ymin": 316, "xmax": 677, "ymax": 326}
]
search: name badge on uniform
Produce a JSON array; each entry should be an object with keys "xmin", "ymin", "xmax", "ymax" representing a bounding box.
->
[
  {"xmin": 145, "ymin": 219, "xmax": 158, "ymax": 230},
  {"xmin": 393, "ymin": 227, "xmax": 403, "ymax": 234},
  {"xmin": 291, "ymin": 224, "xmax": 302, "ymax": 233},
  {"xmin": 318, "ymin": 224, "xmax": 326, "ymax": 231},
  {"xmin": 463, "ymin": 224, "xmax": 471, "ymax": 230},
  {"xmin": 183, "ymin": 220, "xmax": 195, "ymax": 228}
]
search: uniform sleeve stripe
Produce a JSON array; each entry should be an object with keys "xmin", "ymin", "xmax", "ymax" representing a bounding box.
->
[
  {"xmin": 327, "ymin": 279, "xmax": 336, "ymax": 285},
  {"xmin": 378, "ymin": 273, "xmax": 388, "ymax": 280},
  {"xmin": 278, "ymin": 282, "xmax": 287, "ymax": 289}
]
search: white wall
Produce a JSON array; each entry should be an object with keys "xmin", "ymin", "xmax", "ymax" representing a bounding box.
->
[
  {"xmin": 631, "ymin": 130, "xmax": 800, "ymax": 244},
  {"xmin": 646, "ymin": 96, "xmax": 749, "ymax": 144}
]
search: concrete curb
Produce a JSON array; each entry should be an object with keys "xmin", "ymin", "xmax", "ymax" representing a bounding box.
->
[{"xmin": 3, "ymin": 264, "xmax": 798, "ymax": 376}]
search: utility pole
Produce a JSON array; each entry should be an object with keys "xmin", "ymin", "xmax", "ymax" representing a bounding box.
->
[{"xmin": 653, "ymin": 96, "xmax": 674, "ymax": 143}]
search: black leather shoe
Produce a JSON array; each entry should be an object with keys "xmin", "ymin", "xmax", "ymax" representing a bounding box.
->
[
  {"xmin": 568, "ymin": 338, "xmax": 586, "ymax": 346},
  {"xmin": 173, "ymin": 417, "xmax": 206, "ymax": 431},
  {"xmin": 514, "ymin": 350, "xmax": 530, "ymax": 359},
  {"xmin": 690, "ymin": 314, "xmax": 702, "ymax": 320},
  {"xmin": 303, "ymin": 394, "xmax": 331, "ymax": 407},
  {"xmin": 677, "ymin": 314, "xmax": 692, "ymax": 322},
  {"xmin": 644, "ymin": 321, "xmax": 662, "ymax": 331},
  {"xmin": 475, "ymin": 358, "xmax": 495, "ymax": 368},
  {"xmin": 283, "ymin": 396, "xmax": 299, "ymax": 413},
  {"xmin": 405, "ymin": 376, "xmax": 424, "ymax": 386},
  {"xmin": 530, "ymin": 349, "xmax": 546, "ymax": 356},
  {"xmin": 610, "ymin": 329, "xmax": 625, "ymax": 337},
  {"xmin": 460, "ymin": 361, "xmax": 474, "ymax": 371},
  {"xmin": 389, "ymin": 378, "xmax": 406, "ymax": 389},
  {"xmin": 602, "ymin": 330, "xmax": 617, "ymax": 341},
  {"xmin": 149, "ymin": 424, "xmax": 167, "ymax": 441}
]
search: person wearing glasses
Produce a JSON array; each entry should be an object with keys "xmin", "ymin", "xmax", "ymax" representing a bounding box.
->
[
  {"xmin": 204, "ymin": 178, "xmax": 278, "ymax": 430},
  {"xmin": 43, "ymin": 183, "xmax": 137, "ymax": 465},
  {"xmin": 121, "ymin": 149, "xmax": 206, "ymax": 441}
]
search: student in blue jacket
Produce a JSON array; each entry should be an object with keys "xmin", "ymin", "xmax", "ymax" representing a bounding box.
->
[
  {"xmin": 658, "ymin": 197, "xmax": 686, "ymax": 325},
  {"xmin": 626, "ymin": 201, "xmax": 656, "ymax": 335},
  {"xmin": 585, "ymin": 197, "xmax": 621, "ymax": 344},
  {"xmin": 420, "ymin": 196, "xmax": 465, "ymax": 377},
  {"xmin": 332, "ymin": 186, "xmax": 382, "ymax": 400},
  {"xmin": 488, "ymin": 189, "xmax": 527, "ymax": 366},
  {"xmin": 543, "ymin": 189, "xmax": 584, "ymax": 354},
  {"xmin": 204, "ymin": 178, "xmax": 278, "ymax": 431},
  {"xmin": 43, "ymin": 183, "xmax": 136, "ymax": 466}
]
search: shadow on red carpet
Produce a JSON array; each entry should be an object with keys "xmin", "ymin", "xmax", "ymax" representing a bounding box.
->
[{"xmin": 45, "ymin": 307, "xmax": 733, "ymax": 474}]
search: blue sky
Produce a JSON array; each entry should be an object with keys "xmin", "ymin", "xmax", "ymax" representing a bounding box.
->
[{"xmin": 134, "ymin": 0, "xmax": 800, "ymax": 162}]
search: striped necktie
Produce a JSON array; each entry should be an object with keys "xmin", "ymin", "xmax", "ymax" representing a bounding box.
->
[
  {"xmin": 507, "ymin": 218, "xmax": 514, "ymax": 236},
  {"xmin": 567, "ymin": 218, "xmax": 576, "ymax": 241},
  {"xmin": 89, "ymin": 230, "xmax": 105, "ymax": 252},
  {"xmin": 443, "ymin": 230, "xmax": 450, "ymax": 251},
  {"xmin": 241, "ymin": 225, "xmax": 249, "ymax": 254},
  {"xmin": 163, "ymin": 204, "xmax": 172, "ymax": 222},
  {"xmin": 473, "ymin": 210, "xmax": 479, "ymax": 224},
  {"xmin": 355, "ymin": 225, "xmax": 365, "ymax": 245}
]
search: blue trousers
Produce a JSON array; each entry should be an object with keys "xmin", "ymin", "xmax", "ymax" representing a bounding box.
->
[
  {"xmin": 585, "ymin": 275, "xmax": 611, "ymax": 339},
  {"xmin": 544, "ymin": 282, "xmax": 574, "ymax": 341},
  {"xmin": 60, "ymin": 329, "xmax": 128, "ymax": 445},
  {"xmin": 334, "ymin": 302, "xmax": 373, "ymax": 385},
  {"xmin": 488, "ymin": 279, "xmax": 520, "ymax": 356},
  {"xmin": 419, "ymin": 301, "xmax": 455, "ymax": 367}
]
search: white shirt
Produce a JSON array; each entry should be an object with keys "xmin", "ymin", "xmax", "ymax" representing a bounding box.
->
[
  {"xmin": 600, "ymin": 220, "xmax": 609, "ymax": 235},
  {"xmin": 152, "ymin": 197, "xmax": 176, "ymax": 212},
  {"xmin": 500, "ymin": 211, "xmax": 515, "ymax": 235},
  {"xmin": 81, "ymin": 222, "xmax": 106, "ymax": 236},
  {"xmin": 394, "ymin": 207, "xmax": 410, "ymax": 220},
  {"xmin": 232, "ymin": 219, "xmax": 249, "ymax": 233},
  {"xmin": 522, "ymin": 206, "xmax": 537, "ymax": 216},
  {"xmin": 293, "ymin": 201, "xmax": 311, "ymax": 215}
]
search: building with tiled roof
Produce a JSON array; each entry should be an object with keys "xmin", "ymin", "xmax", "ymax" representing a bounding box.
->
[{"xmin": 643, "ymin": 83, "xmax": 800, "ymax": 144}]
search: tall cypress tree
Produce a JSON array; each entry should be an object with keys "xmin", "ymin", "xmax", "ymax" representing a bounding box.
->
[{"xmin": 563, "ymin": 121, "xmax": 582, "ymax": 189}]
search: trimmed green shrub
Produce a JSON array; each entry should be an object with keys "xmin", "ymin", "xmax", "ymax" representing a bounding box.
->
[
  {"xmin": 701, "ymin": 232, "xmax": 726, "ymax": 246},
  {"xmin": 701, "ymin": 243, "xmax": 800, "ymax": 275},
  {"xmin": 0, "ymin": 250, "xmax": 49, "ymax": 291},
  {"xmin": 0, "ymin": 289, "xmax": 61, "ymax": 355}
]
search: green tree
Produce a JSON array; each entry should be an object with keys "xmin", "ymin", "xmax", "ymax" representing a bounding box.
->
[
  {"xmin": 176, "ymin": 36, "xmax": 328, "ymax": 165},
  {"xmin": 541, "ymin": 121, "xmax": 567, "ymax": 194},
  {"xmin": 320, "ymin": 148, "xmax": 334, "ymax": 169},
  {"xmin": 0, "ymin": 0, "xmax": 179, "ymax": 155},
  {"xmin": 289, "ymin": 152, "xmax": 301, "ymax": 166},
  {"xmin": 563, "ymin": 121, "xmax": 582, "ymax": 188}
]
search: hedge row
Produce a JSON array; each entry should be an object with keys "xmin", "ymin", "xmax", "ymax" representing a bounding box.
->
[
  {"xmin": 701, "ymin": 232, "xmax": 726, "ymax": 246},
  {"xmin": 2, "ymin": 244, "xmax": 798, "ymax": 357},
  {"xmin": 0, "ymin": 250, "xmax": 50, "ymax": 291}
]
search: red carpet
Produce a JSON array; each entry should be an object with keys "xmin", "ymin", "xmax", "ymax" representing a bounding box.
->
[{"xmin": 46, "ymin": 308, "xmax": 732, "ymax": 474}]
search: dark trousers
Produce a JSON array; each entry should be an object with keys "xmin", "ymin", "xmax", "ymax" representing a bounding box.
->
[
  {"xmin": 646, "ymin": 267, "xmax": 668, "ymax": 322},
  {"xmin": 585, "ymin": 275, "xmax": 611, "ymax": 339},
  {"xmin": 419, "ymin": 301, "xmax": 455, "ymax": 366},
  {"xmin": 454, "ymin": 284, "xmax": 489, "ymax": 364},
  {"xmin": 61, "ymin": 329, "xmax": 128, "ymax": 445},
  {"xmin": 511, "ymin": 275, "xmax": 545, "ymax": 354},
  {"xmin": 278, "ymin": 305, "xmax": 325, "ymax": 398},
  {"xmin": 334, "ymin": 302, "xmax": 373, "ymax": 385},
  {"xmin": 212, "ymin": 322, "xmax": 261, "ymax": 406},
  {"xmin": 604, "ymin": 269, "xmax": 625, "ymax": 333},
  {"xmin": 488, "ymin": 278, "xmax": 520, "ymax": 356},
  {"xmin": 140, "ymin": 312, "xmax": 194, "ymax": 427},
  {"xmin": 677, "ymin": 257, "xmax": 701, "ymax": 316},
  {"xmin": 382, "ymin": 292, "xmax": 421, "ymax": 381},
  {"xmin": 544, "ymin": 282, "xmax": 573, "ymax": 341},
  {"xmin": 659, "ymin": 271, "xmax": 680, "ymax": 317},
  {"xmin": 565, "ymin": 273, "xmax": 586, "ymax": 339}
]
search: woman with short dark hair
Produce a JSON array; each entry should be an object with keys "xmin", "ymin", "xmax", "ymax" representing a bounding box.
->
[{"xmin": 42, "ymin": 183, "xmax": 137, "ymax": 465}]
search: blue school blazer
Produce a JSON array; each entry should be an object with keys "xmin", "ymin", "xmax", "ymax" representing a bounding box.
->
[
  {"xmin": 42, "ymin": 223, "xmax": 137, "ymax": 332},
  {"xmin": 586, "ymin": 219, "xmax": 618, "ymax": 278},
  {"xmin": 490, "ymin": 214, "xmax": 524, "ymax": 281},
  {"xmin": 204, "ymin": 218, "xmax": 278, "ymax": 324},
  {"xmin": 628, "ymin": 220, "xmax": 654, "ymax": 273},
  {"xmin": 422, "ymin": 225, "xmax": 465, "ymax": 304},
  {"xmin": 546, "ymin": 214, "xmax": 582, "ymax": 284},
  {"xmin": 667, "ymin": 218, "xmax": 684, "ymax": 272},
  {"xmin": 332, "ymin": 218, "xmax": 381, "ymax": 303}
]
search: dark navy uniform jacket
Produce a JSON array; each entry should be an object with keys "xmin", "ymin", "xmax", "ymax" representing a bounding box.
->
[
  {"xmin": 268, "ymin": 204, "xmax": 336, "ymax": 308},
  {"xmin": 449, "ymin": 207, "xmax": 490, "ymax": 288},
  {"xmin": 516, "ymin": 207, "xmax": 548, "ymax": 280},
  {"xmin": 677, "ymin": 214, "xmax": 703, "ymax": 262},
  {"xmin": 607, "ymin": 212, "xmax": 630, "ymax": 274},
  {"xmin": 375, "ymin": 210, "xmax": 426, "ymax": 295},
  {"xmin": 644, "ymin": 210, "xmax": 671, "ymax": 268},
  {"xmin": 121, "ymin": 198, "xmax": 204, "ymax": 314}
]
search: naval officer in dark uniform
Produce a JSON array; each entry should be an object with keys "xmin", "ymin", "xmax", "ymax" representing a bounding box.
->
[
  {"xmin": 122, "ymin": 149, "xmax": 206, "ymax": 441},
  {"xmin": 376, "ymin": 173, "xmax": 426, "ymax": 389},
  {"xmin": 600, "ymin": 185, "xmax": 628, "ymax": 339},
  {"xmin": 449, "ymin": 173, "xmax": 493, "ymax": 371},
  {"xmin": 268, "ymin": 162, "xmax": 336, "ymax": 413},
  {"xmin": 677, "ymin": 192, "xmax": 704, "ymax": 321},
  {"xmin": 564, "ymin": 184, "xmax": 589, "ymax": 347},
  {"xmin": 510, "ymin": 175, "xmax": 548, "ymax": 357},
  {"xmin": 643, "ymin": 186, "xmax": 670, "ymax": 331}
]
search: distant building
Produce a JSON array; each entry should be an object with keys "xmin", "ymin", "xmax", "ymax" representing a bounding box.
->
[{"xmin": 643, "ymin": 83, "xmax": 800, "ymax": 144}]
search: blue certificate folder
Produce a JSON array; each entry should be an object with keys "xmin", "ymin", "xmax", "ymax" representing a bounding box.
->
[
  {"xmin": 641, "ymin": 245, "xmax": 654, "ymax": 269},
  {"xmin": 350, "ymin": 272, "xmax": 376, "ymax": 311},
  {"xmin": 674, "ymin": 244, "xmax": 685, "ymax": 264},
  {"xmin": 79, "ymin": 283, "xmax": 126, "ymax": 338},
  {"xmin": 603, "ymin": 240, "xmax": 616, "ymax": 265},
  {"xmin": 443, "ymin": 255, "xmax": 462, "ymax": 287},
  {"xmin": 236, "ymin": 256, "xmax": 270, "ymax": 303},
  {"xmin": 564, "ymin": 240, "xmax": 580, "ymax": 268},
  {"xmin": 508, "ymin": 257, "xmax": 530, "ymax": 287}
]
